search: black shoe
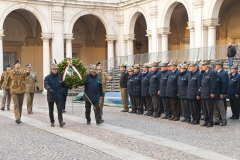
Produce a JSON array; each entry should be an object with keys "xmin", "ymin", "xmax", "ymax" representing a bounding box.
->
[
  {"xmin": 144, "ymin": 108, "xmax": 147, "ymax": 111},
  {"xmin": 28, "ymin": 111, "xmax": 33, "ymax": 114},
  {"xmin": 144, "ymin": 112, "xmax": 149, "ymax": 116},
  {"xmin": 219, "ymin": 120, "xmax": 222, "ymax": 123},
  {"xmin": 16, "ymin": 119, "xmax": 22, "ymax": 124},
  {"xmin": 207, "ymin": 124, "xmax": 213, "ymax": 127},
  {"xmin": 201, "ymin": 122, "xmax": 208, "ymax": 126},
  {"xmin": 181, "ymin": 118, "xmax": 186, "ymax": 122},
  {"xmin": 221, "ymin": 122, "xmax": 227, "ymax": 126},
  {"xmin": 229, "ymin": 116, "xmax": 234, "ymax": 119},
  {"xmin": 1, "ymin": 107, "xmax": 4, "ymax": 111},
  {"xmin": 185, "ymin": 118, "xmax": 191, "ymax": 123},
  {"xmin": 86, "ymin": 121, "xmax": 91, "ymax": 125},
  {"xmin": 60, "ymin": 122, "xmax": 66, "ymax": 127},
  {"xmin": 51, "ymin": 123, "xmax": 55, "ymax": 127},
  {"xmin": 62, "ymin": 110, "xmax": 66, "ymax": 113},
  {"xmin": 96, "ymin": 120, "xmax": 104, "ymax": 125},
  {"xmin": 121, "ymin": 109, "xmax": 129, "ymax": 112},
  {"xmin": 7, "ymin": 108, "xmax": 10, "ymax": 110},
  {"xmin": 137, "ymin": 111, "xmax": 143, "ymax": 115},
  {"xmin": 193, "ymin": 120, "xmax": 200, "ymax": 125},
  {"xmin": 213, "ymin": 122, "xmax": 220, "ymax": 125},
  {"xmin": 200, "ymin": 117, "xmax": 204, "ymax": 120},
  {"xmin": 153, "ymin": 115, "xmax": 160, "ymax": 118},
  {"xmin": 130, "ymin": 110, "xmax": 137, "ymax": 114}
]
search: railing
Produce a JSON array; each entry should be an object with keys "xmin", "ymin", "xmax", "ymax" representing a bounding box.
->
[{"xmin": 110, "ymin": 44, "xmax": 240, "ymax": 69}]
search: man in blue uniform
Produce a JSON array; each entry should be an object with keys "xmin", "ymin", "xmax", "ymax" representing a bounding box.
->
[
  {"xmin": 159, "ymin": 62, "xmax": 171, "ymax": 119},
  {"xmin": 127, "ymin": 68, "xmax": 136, "ymax": 113},
  {"xmin": 227, "ymin": 63, "xmax": 240, "ymax": 119},
  {"xmin": 178, "ymin": 63, "xmax": 191, "ymax": 122},
  {"xmin": 132, "ymin": 64, "xmax": 143, "ymax": 114},
  {"xmin": 187, "ymin": 61, "xmax": 202, "ymax": 125},
  {"xmin": 167, "ymin": 61, "xmax": 181, "ymax": 121},
  {"xmin": 211, "ymin": 65, "xmax": 227, "ymax": 126},
  {"xmin": 83, "ymin": 65, "xmax": 104, "ymax": 125},
  {"xmin": 141, "ymin": 63, "xmax": 152, "ymax": 116},
  {"xmin": 200, "ymin": 60, "xmax": 217, "ymax": 127},
  {"xmin": 149, "ymin": 62, "xmax": 162, "ymax": 118}
]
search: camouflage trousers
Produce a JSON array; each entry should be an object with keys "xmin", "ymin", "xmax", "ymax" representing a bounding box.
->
[
  {"xmin": 99, "ymin": 93, "xmax": 105, "ymax": 117},
  {"xmin": 1, "ymin": 89, "xmax": 11, "ymax": 109},
  {"xmin": 26, "ymin": 93, "xmax": 34, "ymax": 112},
  {"xmin": 12, "ymin": 94, "xmax": 24, "ymax": 120}
]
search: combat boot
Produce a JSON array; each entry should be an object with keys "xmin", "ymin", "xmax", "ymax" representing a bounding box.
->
[{"xmin": 1, "ymin": 107, "xmax": 4, "ymax": 111}]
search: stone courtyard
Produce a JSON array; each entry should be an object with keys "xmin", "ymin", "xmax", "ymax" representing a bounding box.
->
[{"xmin": 0, "ymin": 93, "xmax": 239, "ymax": 160}]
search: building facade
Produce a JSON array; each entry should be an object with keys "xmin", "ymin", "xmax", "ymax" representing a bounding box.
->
[{"xmin": 0, "ymin": 0, "xmax": 238, "ymax": 91}]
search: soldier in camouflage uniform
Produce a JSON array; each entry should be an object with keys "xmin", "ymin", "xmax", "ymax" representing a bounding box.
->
[
  {"xmin": 7, "ymin": 60, "xmax": 30, "ymax": 124},
  {"xmin": 0, "ymin": 64, "xmax": 12, "ymax": 111},
  {"xmin": 25, "ymin": 63, "xmax": 39, "ymax": 114},
  {"xmin": 96, "ymin": 62, "xmax": 112, "ymax": 117}
]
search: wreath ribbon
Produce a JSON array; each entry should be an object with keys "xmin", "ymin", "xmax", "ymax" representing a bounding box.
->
[
  {"xmin": 62, "ymin": 60, "xmax": 83, "ymax": 82},
  {"xmin": 62, "ymin": 59, "xmax": 96, "ymax": 110}
]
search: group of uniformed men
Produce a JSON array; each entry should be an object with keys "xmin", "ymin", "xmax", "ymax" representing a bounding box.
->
[
  {"xmin": 120, "ymin": 60, "xmax": 240, "ymax": 127},
  {"xmin": 0, "ymin": 60, "xmax": 39, "ymax": 124}
]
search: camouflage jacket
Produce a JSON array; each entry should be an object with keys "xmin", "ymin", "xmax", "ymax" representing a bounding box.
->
[
  {"xmin": 97, "ymin": 71, "xmax": 112, "ymax": 93},
  {"xmin": 0, "ymin": 71, "xmax": 11, "ymax": 90},
  {"xmin": 7, "ymin": 68, "xmax": 29, "ymax": 94},
  {"xmin": 25, "ymin": 72, "xmax": 39, "ymax": 93}
]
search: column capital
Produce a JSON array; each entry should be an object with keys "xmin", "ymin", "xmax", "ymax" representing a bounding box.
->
[
  {"xmin": 157, "ymin": 28, "xmax": 171, "ymax": 35},
  {"xmin": 187, "ymin": 21, "xmax": 195, "ymax": 30},
  {"xmin": 203, "ymin": 18, "xmax": 220, "ymax": 27},
  {"xmin": 64, "ymin": 33, "xmax": 74, "ymax": 40},
  {"xmin": 149, "ymin": 6, "xmax": 158, "ymax": 18},
  {"xmin": 106, "ymin": 35, "xmax": 116, "ymax": 43},
  {"xmin": 124, "ymin": 34, "xmax": 135, "ymax": 41},
  {"xmin": 41, "ymin": 33, "xmax": 52, "ymax": 41},
  {"xmin": 193, "ymin": 0, "xmax": 204, "ymax": 9}
]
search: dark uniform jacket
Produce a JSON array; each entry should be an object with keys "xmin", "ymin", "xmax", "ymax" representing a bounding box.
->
[
  {"xmin": 218, "ymin": 69, "xmax": 229, "ymax": 94},
  {"xmin": 133, "ymin": 71, "xmax": 142, "ymax": 96},
  {"xmin": 120, "ymin": 70, "xmax": 128, "ymax": 88},
  {"xmin": 167, "ymin": 68, "xmax": 180, "ymax": 98},
  {"xmin": 83, "ymin": 73, "xmax": 103, "ymax": 103},
  {"xmin": 177, "ymin": 71, "xmax": 190, "ymax": 99},
  {"xmin": 214, "ymin": 72, "xmax": 226, "ymax": 100},
  {"xmin": 149, "ymin": 69, "xmax": 161, "ymax": 95},
  {"xmin": 201, "ymin": 68, "xmax": 217, "ymax": 99},
  {"xmin": 61, "ymin": 84, "xmax": 70, "ymax": 96},
  {"xmin": 44, "ymin": 72, "xmax": 63, "ymax": 102},
  {"xmin": 227, "ymin": 72, "xmax": 240, "ymax": 100},
  {"xmin": 159, "ymin": 70, "xmax": 169, "ymax": 97},
  {"xmin": 141, "ymin": 71, "xmax": 151, "ymax": 97},
  {"xmin": 187, "ymin": 69, "xmax": 202, "ymax": 100},
  {"xmin": 127, "ymin": 75, "xmax": 134, "ymax": 95}
]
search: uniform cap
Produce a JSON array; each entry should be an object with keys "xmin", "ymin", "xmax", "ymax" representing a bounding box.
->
[
  {"xmin": 215, "ymin": 60, "xmax": 226, "ymax": 66},
  {"xmin": 96, "ymin": 62, "xmax": 101, "ymax": 66},
  {"xmin": 14, "ymin": 59, "xmax": 20, "ymax": 65},
  {"xmin": 168, "ymin": 61, "xmax": 178, "ymax": 66},
  {"xmin": 159, "ymin": 62, "xmax": 169, "ymax": 67},
  {"xmin": 152, "ymin": 61, "xmax": 161, "ymax": 67},
  {"xmin": 231, "ymin": 63, "xmax": 239, "ymax": 69},
  {"xmin": 6, "ymin": 64, "xmax": 11, "ymax": 67},
  {"xmin": 201, "ymin": 60, "xmax": 211, "ymax": 65},
  {"xmin": 142, "ymin": 63, "xmax": 149, "ymax": 68},
  {"xmin": 133, "ymin": 64, "xmax": 140, "ymax": 69},
  {"xmin": 189, "ymin": 60, "xmax": 201, "ymax": 67},
  {"xmin": 50, "ymin": 63, "xmax": 59, "ymax": 69},
  {"xmin": 128, "ymin": 67, "xmax": 134, "ymax": 72},
  {"xmin": 26, "ymin": 63, "xmax": 32, "ymax": 68},
  {"xmin": 90, "ymin": 65, "xmax": 98, "ymax": 72},
  {"xmin": 180, "ymin": 64, "xmax": 189, "ymax": 69}
]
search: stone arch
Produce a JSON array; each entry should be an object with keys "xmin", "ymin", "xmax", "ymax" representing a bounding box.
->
[
  {"xmin": 68, "ymin": 10, "xmax": 113, "ymax": 35},
  {"xmin": 0, "ymin": 3, "xmax": 49, "ymax": 33},
  {"xmin": 159, "ymin": 0, "xmax": 191, "ymax": 28},
  {"xmin": 207, "ymin": 0, "xmax": 224, "ymax": 19},
  {"xmin": 125, "ymin": 7, "xmax": 149, "ymax": 35}
]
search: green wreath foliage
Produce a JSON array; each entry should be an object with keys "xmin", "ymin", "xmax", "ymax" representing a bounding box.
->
[{"xmin": 57, "ymin": 58, "xmax": 87, "ymax": 88}]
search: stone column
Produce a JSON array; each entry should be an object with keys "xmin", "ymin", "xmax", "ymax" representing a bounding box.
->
[
  {"xmin": 157, "ymin": 34, "xmax": 162, "ymax": 53},
  {"xmin": 116, "ymin": 14, "xmax": 125, "ymax": 56},
  {"xmin": 193, "ymin": 0, "xmax": 204, "ymax": 48},
  {"xmin": 106, "ymin": 35, "xmax": 115, "ymax": 70},
  {"xmin": 0, "ymin": 30, "xmax": 4, "ymax": 95},
  {"xmin": 52, "ymin": 9, "xmax": 64, "ymax": 63},
  {"xmin": 159, "ymin": 28, "xmax": 171, "ymax": 62},
  {"xmin": 42, "ymin": 33, "xmax": 51, "ymax": 94},
  {"xmin": 146, "ymin": 30, "xmax": 152, "ymax": 53},
  {"xmin": 204, "ymin": 18, "xmax": 219, "ymax": 59},
  {"xmin": 187, "ymin": 22, "xmax": 195, "ymax": 60},
  {"xmin": 124, "ymin": 34, "xmax": 135, "ymax": 55},
  {"xmin": 65, "ymin": 34, "xmax": 74, "ymax": 58},
  {"xmin": 150, "ymin": 6, "xmax": 158, "ymax": 53}
]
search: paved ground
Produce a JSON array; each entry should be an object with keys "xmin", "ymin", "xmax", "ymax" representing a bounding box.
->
[{"xmin": 0, "ymin": 93, "xmax": 239, "ymax": 160}]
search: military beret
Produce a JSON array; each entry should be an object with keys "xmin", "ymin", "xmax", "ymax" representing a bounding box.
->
[
  {"xmin": 26, "ymin": 63, "xmax": 32, "ymax": 68},
  {"xmin": 14, "ymin": 59, "xmax": 20, "ymax": 65},
  {"xmin": 96, "ymin": 62, "xmax": 101, "ymax": 66},
  {"xmin": 6, "ymin": 64, "xmax": 11, "ymax": 67}
]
